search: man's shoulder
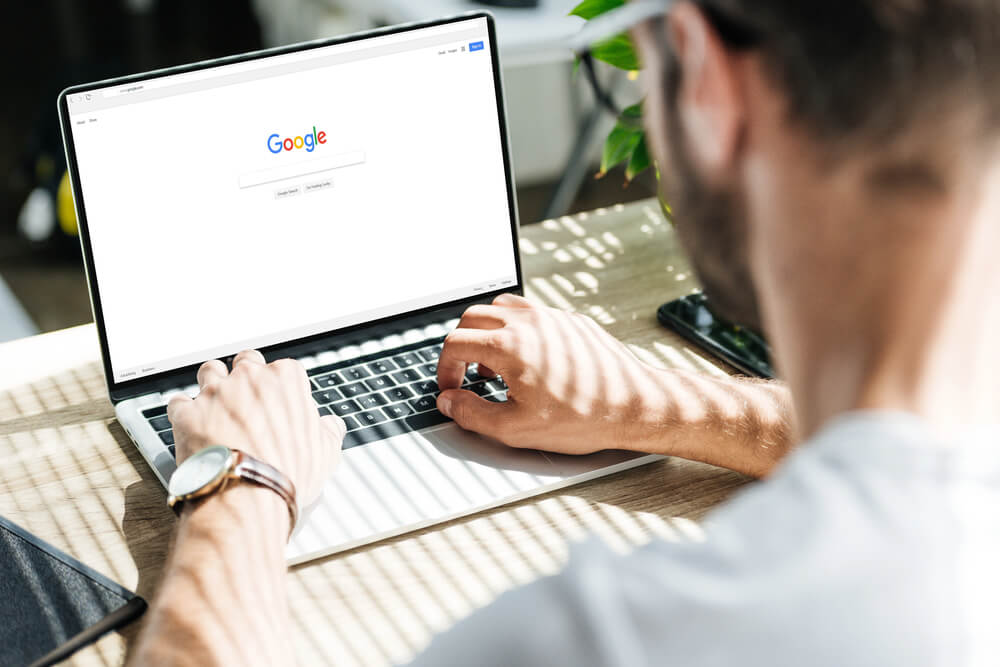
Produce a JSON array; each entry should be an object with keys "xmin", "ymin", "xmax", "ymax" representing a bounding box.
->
[
  {"xmin": 554, "ymin": 411, "xmax": 1000, "ymax": 664},
  {"xmin": 705, "ymin": 410, "xmax": 1000, "ymax": 561}
]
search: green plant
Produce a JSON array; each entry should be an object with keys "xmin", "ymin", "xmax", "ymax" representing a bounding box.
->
[{"xmin": 570, "ymin": 0, "xmax": 652, "ymax": 184}]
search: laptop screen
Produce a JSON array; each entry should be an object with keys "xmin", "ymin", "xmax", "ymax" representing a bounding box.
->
[{"xmin": 63, "ymin": 16, "xmax": 518, "ymax": 385}]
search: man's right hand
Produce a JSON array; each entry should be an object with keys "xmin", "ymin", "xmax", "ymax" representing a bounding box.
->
[
  {"xmin": 435, "ymin": 293, "xmax": 674, "ymax": 455},
  {"xmin": 436, "ymin": 293, "xmax": 793, "ymax": 476}
]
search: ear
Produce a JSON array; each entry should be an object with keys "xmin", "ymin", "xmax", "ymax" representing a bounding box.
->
[{"xmin": 668, "ymin": 3, "xmax": 746, "ymax": 175}]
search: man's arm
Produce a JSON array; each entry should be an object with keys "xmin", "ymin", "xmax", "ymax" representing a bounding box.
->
[
  {"xmin": 436, "ymin": 293, "xmax": 794, "ymax": 477},
  {"xmin": 128, "ymin": 350, "xmax": 343, "ymax": 666},
  {"xmin": 130, "ymin": 485, "xmax": 291, "ymax": 666}
]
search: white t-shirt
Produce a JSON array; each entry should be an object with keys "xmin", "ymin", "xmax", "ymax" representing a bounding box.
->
[{"xmin": 409, "ymin": 412, "xmax": 1000, "ymax": 666}]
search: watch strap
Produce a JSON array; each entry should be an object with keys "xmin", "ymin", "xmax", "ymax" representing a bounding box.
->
[{"xmin": 230, "ymin": 450, "xmax": 299, "ymax": 539}]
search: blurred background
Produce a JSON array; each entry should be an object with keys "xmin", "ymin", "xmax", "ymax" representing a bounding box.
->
[{"xmin": 0, "ymin": 0, "xmax": 654, "ymax": 341}]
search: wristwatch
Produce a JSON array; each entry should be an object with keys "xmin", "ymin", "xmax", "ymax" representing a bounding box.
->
[{"xmin": 167, "ymin": 445, "xmax": 298, "ymax": 540}]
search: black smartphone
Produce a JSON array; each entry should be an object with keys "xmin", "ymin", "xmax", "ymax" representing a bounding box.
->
[{"xmin": 657, "ymin": 293, "xmax": 775, "ymax": 378}]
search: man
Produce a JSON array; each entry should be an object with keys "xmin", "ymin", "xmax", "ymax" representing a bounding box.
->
[{"xmin": 132, "ymin": 0, "xmax": 1000, "ymax": 664}]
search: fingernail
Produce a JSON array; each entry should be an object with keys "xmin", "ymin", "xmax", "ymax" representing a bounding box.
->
[{"xmin": 438, "ymin": 395, "xmax": 452, "ymax": 417}]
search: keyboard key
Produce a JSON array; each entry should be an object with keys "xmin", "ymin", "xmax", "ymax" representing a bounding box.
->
[
  {"xmin": 364, "ymin": 375, "xmax": 395, "ymax": 392},
  {"xmin": 341, "ymin": 408, "xmax": 451, "ymax": 449},
  {"xmin": 384, "ymin": 386, "xmax": 413, "ymax": 402},
  {"xmin": 343, "ymin": 419, "xmax": 408, "ymax": 449},
  {"xmin": 405, "ymin": 410, "xmax": 450, "ymax": 430},
  {"xmin": 142, "ymin": 405, "xmax": 167, "ymax": 419},
  {"xmin": 485, "ymin": 393, "xmax": 508, "ymax": 403},
  {"xmin": 465, "ymin": 366, "xmax": 482, "ymax": 382},
  {"xmin": 468, "ymin": 382, "xmax": 492, "ymax": 396},
  {"xmin": 413, "ymin": 379, "xmax": 439, "ymax": 395},
  {"xmin": 331, "ymin": 400, "xmax": 361, "ymax": 416},
  {"xmin": 340, "ymin": 382, "xmax": 367, "ymax": 398},
  {"xmin": 148, "ymin": 415, "xmax": 171, "ymax": 432},
  {"xmin": 158, "ymin": 430, "xmax": 175, "ymax": 445},
  {"xmin": 392, "ymin": 369, "xmax": 421, "ymax": 384},
  {"xmin": 318, "ymin": 406, "xmax": 332, "ymax": 416},
  {"xmin": 342, "ymin": 366, "xmax": 371, "ymax": 381},
  {"xmin": 419, "ymin": 363, "xmax": 437, "ymax": 377},
  {"xmin": 383, "ymin": 403, "xmax": 413, "ymax": 420},
  {"xmin": 312, "ymin": 388, "xmax": 342, "ymax": 405},
  {"xmin": 368, "ymin": 359, "xmax": 396, "ymax": 374},
  {"xmin": 357, "ymin": 410, "xmax": 387, "ymax": 427},
  {"xmin": 313, "ymin": 372, "xmax": 343, "ymax": 388},
  {"xmin": 342, "ymin": 416, "xmax": 359, "ymax": 431},
  {"xmin": 308, "ymin": 362, "xmax": 341, "ymax": 377},
  {"xmin": 393, "ymin": 352, "xmax": 421, "ymax": 367},
  {"xmin": 417, "ymin": 346, "xmax": 441, "ymax": 362},
  {"xmin": 410, "ymin": 395, "xmax": 437, "ymax": 413},
  {"xmin": 485, "ymin": 379, "xmax": 508, "ymax": 394},
  {"xmin": 358, "ymin": 394, "xmax": 388, "ymax": 410},
  {"xmin": 168, "ymin": 445, "xmax": 176, "ymax": 458}
]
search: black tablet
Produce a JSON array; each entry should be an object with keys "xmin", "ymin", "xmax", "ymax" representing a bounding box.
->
[{"xmin": 0, "ymin": 515, "xmax": 146, "ymax": 667}]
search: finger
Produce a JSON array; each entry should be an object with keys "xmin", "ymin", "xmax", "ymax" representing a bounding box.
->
[
  {"xmin": 476, "ymin": 365, "xmax": 497, "ymax": 379},
  {"xmin": 270, "ymin": 357, "xmax": 311, "ymax": 395},
  {"xmin": 320, "ymin": 414, "xmax": 347, "ymax": 442},
  {"xmin": 437, "ymin": 389, "xmax": 510, "ymax": 439},
  {"xmin": 166, "ymin": 393, "xmax": 193, "ymax": 428},
  {"xmin": 197, "ymin": 359, "xmax": 228, "ymax": 392},
  {"xmin": 457, "ymin": 304, "xmax": 508, "ymax": 330},
  {"xmin": 232, "ymin": 349, "xmax": 266, "ymax": 369},
  {"xmin": 437, "ymin": 328, "xmax": 509, "ymax": 390},
  {"xmin": 493, "ymin": 293, "xmax": 534, "ymax": 309}
]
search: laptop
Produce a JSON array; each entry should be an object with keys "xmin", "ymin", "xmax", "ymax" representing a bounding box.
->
[{"xmin": 58, "ymin": 12, "xmax": 659, "ymax": 564}]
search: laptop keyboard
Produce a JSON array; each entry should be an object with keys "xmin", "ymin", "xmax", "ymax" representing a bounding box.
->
[{"xmin": 140, "ymin": 337, "xmax": 508, "ymax": 457}]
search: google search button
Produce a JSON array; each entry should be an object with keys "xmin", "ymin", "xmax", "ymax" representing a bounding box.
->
[{"xmin": 469, "ymin": 41, "xmax": 484, "ymax": 52}]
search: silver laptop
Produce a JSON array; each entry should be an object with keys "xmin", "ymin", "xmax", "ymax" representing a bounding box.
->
[{"xmin": 59, "ymin": 13, "xmax": 658, "ymax": 564}]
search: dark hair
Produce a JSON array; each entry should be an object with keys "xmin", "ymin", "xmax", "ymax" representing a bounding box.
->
[{"xmin": 698, "ymin": 0, "xmax": 1000, "ymax": 149}]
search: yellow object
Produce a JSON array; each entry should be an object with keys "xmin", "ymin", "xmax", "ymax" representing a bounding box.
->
[{"xmin": 57, "ymin": 171, "xmax": 78, "ymax": 236}]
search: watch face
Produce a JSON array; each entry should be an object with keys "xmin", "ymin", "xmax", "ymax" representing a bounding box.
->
[{"xmin": 168, "ymin": 445, "xmax": 231, "ymax": 497}]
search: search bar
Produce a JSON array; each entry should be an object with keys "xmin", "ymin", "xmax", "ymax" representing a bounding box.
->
[{"xmin": 238, "ymin": 151, "xmax": 366, "ymax": 189}]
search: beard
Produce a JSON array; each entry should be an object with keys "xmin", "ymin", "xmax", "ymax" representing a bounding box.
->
[{"xmin": 658, "ymin": 81, "xmax": 764, "ymax": 333}]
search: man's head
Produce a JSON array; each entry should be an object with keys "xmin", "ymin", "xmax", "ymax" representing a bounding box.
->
[{"xmin": 632, "ymin": 0, "xmax": 1000, "ymax": 334}]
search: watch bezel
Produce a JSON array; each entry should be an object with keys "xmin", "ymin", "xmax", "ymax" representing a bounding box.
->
[{"xmin": 167, "ymin": 444, "xmax": 235, "ymax": 507}]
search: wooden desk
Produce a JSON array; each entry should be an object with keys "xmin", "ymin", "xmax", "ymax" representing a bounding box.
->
[{"xmin": 0, "ymin": 199, "xmax": 751, "ymax": 666}]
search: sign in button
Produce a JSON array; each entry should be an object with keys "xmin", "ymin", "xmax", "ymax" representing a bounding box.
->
[{"xmin": 469, "ymin": 41, "xmax": 484, "ymax": 52}]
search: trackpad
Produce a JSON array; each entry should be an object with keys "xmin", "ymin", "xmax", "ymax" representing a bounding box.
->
[{"xmin": 419, "ymin": 423, "xmax": 555, "ymax": 476}]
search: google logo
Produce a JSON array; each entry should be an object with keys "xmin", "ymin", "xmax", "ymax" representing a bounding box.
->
[{"xmin": 268, "ymin": 126, "xmax": 327, "ymax": 153}]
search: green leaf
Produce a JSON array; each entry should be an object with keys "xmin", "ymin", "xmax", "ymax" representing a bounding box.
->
[
  {"xmin": 601, "ymin": 125, "xmax": 642, "ymax": 174},
  {"xmin": 569, "ymin": 0, "xmax": 625, "ymax": 21},
  {"xmin": 621, "ymin": 102, "xmax": 642, "ymax": 121},
  {"xmin": 590, "ymin": 34, "xmax": 640, "ymax": 71},
  {"xmin": 625, "ymin": 134, "xmax": 652, "ymax": 181}
]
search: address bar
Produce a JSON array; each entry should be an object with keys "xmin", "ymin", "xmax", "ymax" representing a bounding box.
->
[
  {"xmin": 238, "ymin": 151, "xmax": 366, "ymax": 189},
  {"xmin": 102, "ymin": 21, "xmax": 483, "ymax": 100}
]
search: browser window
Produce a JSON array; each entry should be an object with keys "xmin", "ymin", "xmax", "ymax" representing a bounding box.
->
[{"xmin": 66, "ymin": 18, "xmax": 517, "ymax": 383}]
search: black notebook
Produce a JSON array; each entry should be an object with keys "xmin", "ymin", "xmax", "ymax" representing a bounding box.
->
[{"xmin": 0, "ymin": 515, "xmax": 146, "ymax": 667}]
